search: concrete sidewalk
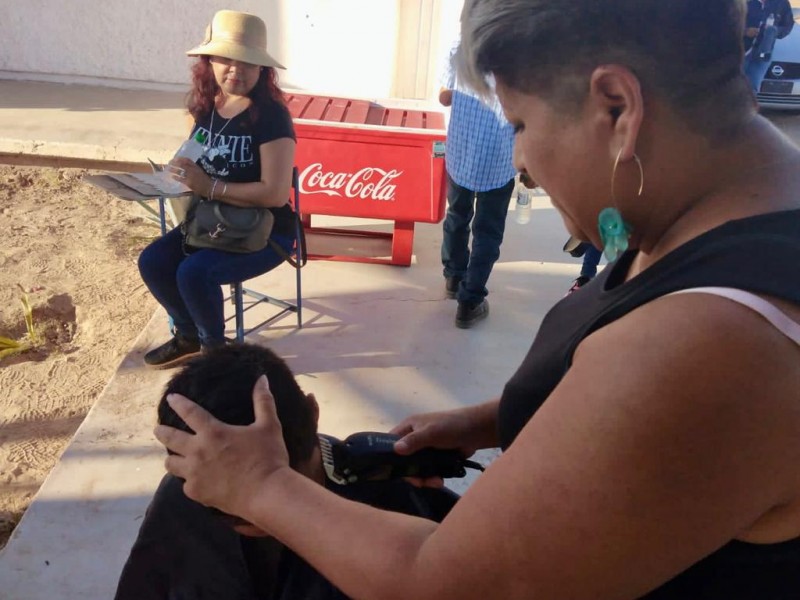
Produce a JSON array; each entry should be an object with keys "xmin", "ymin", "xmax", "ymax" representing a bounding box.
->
[
  {"xmin": 0, "ymin": 79, "xmax": 186, "ymax": 167},
  {"xmin": 0, "ymin": 79, "xmax": 582, "ymax": 599}
]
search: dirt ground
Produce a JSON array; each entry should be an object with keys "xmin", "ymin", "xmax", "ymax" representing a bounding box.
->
[{"xmin": 0, "ymin": 164, "xmax": 158, "ymax": 549}]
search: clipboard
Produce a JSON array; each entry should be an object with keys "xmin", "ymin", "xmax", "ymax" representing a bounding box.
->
[
  {"xmin": 84, "ymin": 172, "xmax": 192, "ymax": 201},
  {"xmin": 85, "ymin": 173, "xmax": 194, "ymax": 230}
]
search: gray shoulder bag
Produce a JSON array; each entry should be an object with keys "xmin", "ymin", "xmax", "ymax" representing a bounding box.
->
[{"xmin": 183, "ymin": 196, "xmax": 273, "ymax": 254}]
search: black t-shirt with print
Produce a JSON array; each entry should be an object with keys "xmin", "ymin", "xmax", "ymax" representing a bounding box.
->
[{"xmin": 190, "ymin": 100, "xmax": 297, "ymax": 237}]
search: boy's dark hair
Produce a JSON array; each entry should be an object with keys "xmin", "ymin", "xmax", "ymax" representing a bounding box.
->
[{"xmin": 158, "ymin": 343, "xmax": 318, "ymax": 469}]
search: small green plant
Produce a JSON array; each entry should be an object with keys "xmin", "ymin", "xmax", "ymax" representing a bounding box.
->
[{"xmin": 0, "ymin": 285, "xmax": 39, "ymax": 360}]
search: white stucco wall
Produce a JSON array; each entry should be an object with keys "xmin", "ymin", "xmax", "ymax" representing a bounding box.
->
[
  {"xmin": 0, "ymin": 0, "xmax": 458, "ymax": 100},
  {"xmin": 1, "ymin": 0, "xmax": 257, "ymax": 87},
  {"xmin": 278, "ymin": 0, "xmax": 399, "ymax": 98}
]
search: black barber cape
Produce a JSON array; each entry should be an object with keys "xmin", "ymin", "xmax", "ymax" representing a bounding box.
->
[{"xmin": 115, "ymin": 473, "xmax": 458, "ymax": 600}]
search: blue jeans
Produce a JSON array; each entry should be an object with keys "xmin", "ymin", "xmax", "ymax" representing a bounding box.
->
[
  {"xmin": 581, "ymin": 245, "xmax": 603, "ymax": 279},
  {"xmin": 441, "ymin": 175, "xmax": 514, "ymax": 305},
  {"xmin": 138, "ymin": 227, "xmax": 295, "ymax": 346}
]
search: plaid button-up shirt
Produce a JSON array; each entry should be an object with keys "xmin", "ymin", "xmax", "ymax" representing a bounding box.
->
[{"xmin": 441, "ymin": 42, "xmax": 516, "ymax": 192}]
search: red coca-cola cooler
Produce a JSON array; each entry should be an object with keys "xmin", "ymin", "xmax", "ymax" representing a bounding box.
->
[{"xmin": 286, "ymin": 92, "xmax": 447, "ymax": 266}]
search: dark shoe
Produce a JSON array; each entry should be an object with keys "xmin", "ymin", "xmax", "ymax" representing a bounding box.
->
[
  {"xmin": 455, "ymin": 299, "xmax": 489, "ymax": 329},
  {"xmin": 445, "ymin": 276, "xmax": 462, "ymax": 299},
  {"xmin": 566, "ymin": 276, "xmax": 592, "ymax": 296},
  {"xmin": 144, "ymin": 334, "xmax": 202, "ymax": 369},
  {"xmin": 562, "ymin": 236, "xmax": 588, "ymax": 258}
]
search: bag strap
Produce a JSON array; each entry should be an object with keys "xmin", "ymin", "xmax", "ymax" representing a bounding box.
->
[{"xmin": 269, "ymin": 211, "xmax": 308, "ymax": 269}]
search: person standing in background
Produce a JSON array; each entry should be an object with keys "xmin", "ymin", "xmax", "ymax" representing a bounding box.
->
[
  {"xmin": 439, "ymin": 40, "xmax": 516, "ymax": 328},
  {"xmin": 743, "ymin": 0, "xmax": 794, "ymax": 52},
  {"xmin": 566, "ymin": 243, "xmax": 603, "ymax": 294}
]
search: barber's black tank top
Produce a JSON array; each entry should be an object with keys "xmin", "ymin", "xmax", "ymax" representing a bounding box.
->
[{"xmin": 498, "ymin": 209, "xmax": 800, "ymax": 598}]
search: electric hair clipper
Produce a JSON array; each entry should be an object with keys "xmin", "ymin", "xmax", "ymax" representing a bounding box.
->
[{"xmin": 318, "ymin": 431, "xmax": 484, "ymax": 485}]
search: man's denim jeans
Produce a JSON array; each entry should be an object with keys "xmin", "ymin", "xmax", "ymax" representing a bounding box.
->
[
  {"xmin": 581, "ymin": 245, "xmax": 603, "ymax": 279},
  {"xmin": 441, "ymin": 175, "xmax": 515, "ymax": 305}
]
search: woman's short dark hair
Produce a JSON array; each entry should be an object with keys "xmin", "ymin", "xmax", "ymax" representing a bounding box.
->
[
  {"xmin": 460, "ymin": 0, "xmax": 755, "ymax": 137},
  {"xmin": 157, "ymin": 343, "xmax": 318, "ymax": 469},
  {"xmin": 185, "ymin": 56, "xmax": 286, "ymax": 123}
]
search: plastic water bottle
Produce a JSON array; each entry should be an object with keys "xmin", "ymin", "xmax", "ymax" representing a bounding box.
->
[
  {"xmin": 515, "ymin": 187, "xmax": 531, "ymax": 225},
  {"xmin": 173, "ymin": 129, "xmax": 208, "ymax": 162}
]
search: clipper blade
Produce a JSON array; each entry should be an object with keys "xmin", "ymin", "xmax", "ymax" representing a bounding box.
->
[{"xmin": 318, "ymin": 434, "xmax": 349, "ymax": 485}]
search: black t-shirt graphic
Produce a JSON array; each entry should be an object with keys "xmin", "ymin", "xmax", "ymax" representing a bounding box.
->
[{"xmin": 190, "ymin": 100, "xmax": 297, "ymax": 236}]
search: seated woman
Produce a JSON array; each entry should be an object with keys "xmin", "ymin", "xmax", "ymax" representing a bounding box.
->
[
  {"xmin": 139, "ymin": 10, "xmax": 297, "ymax": 368},
  {"xmin": 156, "ymin": 1, "xmax": 800, "ymax": 598}
]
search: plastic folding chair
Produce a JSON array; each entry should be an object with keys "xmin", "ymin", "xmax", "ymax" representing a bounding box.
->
[{"xmin": 228, "ymin": 167, "xmax": 307, "ymax": 342}]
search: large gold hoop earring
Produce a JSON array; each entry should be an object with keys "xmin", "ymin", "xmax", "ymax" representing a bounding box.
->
[
  {"xmin": 599, "ymin": 149, "xmax": 643, "ymax": 262},
  {"xmin": 610, "ymin": 148, "xmax": 644, "ymax": 204}
]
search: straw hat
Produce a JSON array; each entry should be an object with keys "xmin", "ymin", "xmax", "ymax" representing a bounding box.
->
[{"xmin": 187, "ymin": 10, "xmax": 285, "ymax": 69}]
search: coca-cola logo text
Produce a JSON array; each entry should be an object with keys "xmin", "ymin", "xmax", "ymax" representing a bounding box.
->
[{"xmin": 299, "ymin": 163, "xmax": 402, "ymax": 201}]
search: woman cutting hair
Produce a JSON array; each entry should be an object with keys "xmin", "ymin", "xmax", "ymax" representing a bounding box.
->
[
  {"xmin": 139, "ymin": 10, "xmax": 296, "ymax": 368},
  {"xmin": 156, "ymin": 1, "xmax": 800, "ymax": 597}
]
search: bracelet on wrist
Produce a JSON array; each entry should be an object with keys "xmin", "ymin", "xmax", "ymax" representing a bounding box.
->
[{"xmin": 209, "ymin": 178, "xmax": 219, "ymax": 201}]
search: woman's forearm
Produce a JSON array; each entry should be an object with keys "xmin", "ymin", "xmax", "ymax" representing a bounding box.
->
[
  {"xmin": 188, "ymin": 138, "xmax": 294, "ymax": 208},
  {"xmin": 464, "ymin": 398, "xmax": 502, "ymax": 451},
  {"xmin": 242, "ymin": 399, "xmax": 500, "ymax": 600},
  {"xmin": 210, "ymin": 178, "xmax": 288, "ymax": 208}
]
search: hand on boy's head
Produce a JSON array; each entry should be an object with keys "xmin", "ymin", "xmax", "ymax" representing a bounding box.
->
[{"xmin": 154, "ymin": 375, "xmax": 292, "ymax": 519}]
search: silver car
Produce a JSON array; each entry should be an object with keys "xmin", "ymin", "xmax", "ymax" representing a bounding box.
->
[{"xmin": 746, "ymin": 9, "xmax": 800, "ymax": 110}]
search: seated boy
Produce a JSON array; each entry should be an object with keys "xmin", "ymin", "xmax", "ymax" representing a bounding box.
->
[{"xmin": 115, "ymin": 343, "xmax": 458, "ymax": 600}]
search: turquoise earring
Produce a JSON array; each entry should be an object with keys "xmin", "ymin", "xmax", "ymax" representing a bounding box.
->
[
  {"xmin": 599, "ymin": 150, "xmax": 643, "ymax": 261},
  {"xmin": 598, "ymin": 207, "xmax": 631, "ymax": 261}
]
